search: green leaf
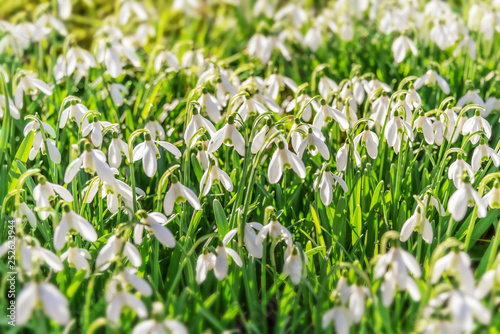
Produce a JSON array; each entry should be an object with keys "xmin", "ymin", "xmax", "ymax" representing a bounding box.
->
[{"xmin": 213, "ymin": 199, "xmax": 229, "ymax": 236}]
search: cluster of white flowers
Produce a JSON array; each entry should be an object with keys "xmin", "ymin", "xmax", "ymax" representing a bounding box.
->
[{"xmin": 1, "ymin": 0, "xmax": 500, "ymax": 332}]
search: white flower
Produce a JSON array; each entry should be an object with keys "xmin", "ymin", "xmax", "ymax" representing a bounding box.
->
[
  {"xmin": 353, "ymin": 128, "xmax": 379, "ymax": 159},
  {"xmin": 144, "ymin": 117, "xmax": 165, "ymax": 141},
  {"xmin": 244, "ymin": 222, "xmax": 264, "ymax": 258},
  {"xmin": 133, "ymin": 133, "xmax": 182, "ymax": 177},
  {"xmin": 60, "ymin": 246, "xmax": 92, "ymax": 277},
  {"xmin": 296, "ymin": 126, "xmax": 330, "ymax": 160},
  {"xmin": 432, "ymin": 119, "xmax": 445, "ymax": 146},
  {"xmin": 471, "ymin": 139, "xmax": 500, "ymax": 172},
  {"xmin": 268, "ymin": 141, "xmax": 306, "ymax": 184},
  {"xmin": 441, "ymin": 107, "xmax": 463, "ymax": 143},
  {"xmin": 251, "ymin": 120, "xmax": 286, "ymax": 154},
  {"xmin": 369, "ymin": 94, "xmax": 390, "ymax": 130},
  {"xmin": 349, "ymin": 284, "xmax": 370, "ymax": 323},
  {"xmin": 15, "ymin": 72, "xmax": 53, "ymax": 108},
  {"xmin": 400, "ymin": 204, "xmax": 433, "ymax": 244},
  {"xmin": 483, "ymin": 181, "xmax": 500, "ymax": 209},
  {"xmin": 374, "ymin": 247, "xmax": 421, "ymax": 306},
  {"xmin": 17, "ymin": 282, "xmax": 70, "ymax": 325},
  {"xmin": 96, "ymin": 38, "xmax": 140, "ymax": 78},
  {"xmin": 200, "ymin": 160, "xmax": 233, "ymax": 195},
  {"xmin": 14, "ymin": 202, "xmax": 37, "ymax": 228},
  {"xmin": 54, "ymin": 204, "xmax": 97, "ymax": 250},
  {"xmin": 119, "ymin": 1, "xmax": 148, "ymax": 25},
  {"xmin": 66, "ymin": 45, "xmax": 96, "ymax": 77},
  {"xmin": 447, "ymin": 179, "xmax": 487, "ymax": 221},
  {"xmin": 322, "ymin": 306, "xmax": 353, "ymax": 334},
  {"xmin": 405, "ymin": 86, "xmax": 422, "ymax": 108},
  {"xmin": 264, "ymin": 73, "xmax": 297, "ymax": 100},
  {"xmin": 414, "ymin": 70, "xmax": 450, "ymax": 95},
  {"xmin": 24, "ymin": 119, "xmax": 60, "ymax": 164},
  {"xmin": 313, "ymin": 167, "xmax": 348, "ymax": 206},
  {"xmin": 234, "ymin": 95, "xmax": 268, "ymax": 121},
  {"xmin": 134, "ymin": 211, "xmax": 176, "ymax": 248},
  {"xmin": 392, "ymin": 35, "xmax": 418, "ymax": 63},
  {"xmin": 214, "ymin": 229, "xmax": 243, "ymax": 281},
  {"xmin": 58, "ymin": 0, "xmax": 71, "ymax": 19},
  {"xmin": 108, "ymin": 132, "xmax": 130, "ymax": 168},
  {"xmin": 59, "ymin": 101, "xmax": 89, "ymax": 128},
  {"xmin": 163, "ymin": 175, "xmax": 201, "ymax": 215},
  {"xmin": 414, "ymin": 113, "xmax": 435, "ymax": 145},
  {"xmin": 336, "ymin": 142, "xmax": 361, "ymax": 172},
  {"xmin": 82, "ymin": 116, "xmax": 117, "ymax": 147},
  {"xmin": 484, "ymin": 97, "xmax": 500, "ymax": 117},
  {"xmin": 384, "ymin": 112, "xmax": 414, "ymax": 153},
  {"xmin": 33, "ymin": 176, "xmax": 74, "ymax": 219},
  {"xmin": 0, "ymin": 94, "xmax": 20, "ymax": 119},
  {"xmin": 432, "ymin": 250, "xmax": 476, "ymax": 291},
  {"xmin": 318, "ymin": 75, "xmax": 338, "ymax": 100},
  {"xmin": 95, "ymin": 235, "xmax": 142, "ymax": 270},
  {"xmin": 196, "ymin": 250, "xmax": 216, "ymax": 284},
  {"xmin": 106, "ymin": 290, "xmax": 148, "ymax": 324},
  {"xmin": 16, "ymin": 236, "xmax": 63, "ymax": 274},
  {"xmin": 109, "ymin": 83, "xmax": 129, "ymax": 106},
  {"xmin": 313, "ymin": 99, "xmax": 349, "ymax": 130},
  {"xmin": 154, "ymin": 50, "xmax": 180, "ymax": 72},
  {"xmin": 207, "ymin": 116, "xmax": 246, "ymax": 156},
  {"xmin": 475, "ymin": 263, "xmax": 500, "ymax": 299},
  {"xmin": 283, "ymin": 245, "xmax": 305, "ymax": 285},
  {"xmin": 134, "ymin": 318, "xmax": 187, "ymax": 334},
  {"xmin": 461, "ymin": 109, "xmax": 491, "ymax": 145},
  {"xmin": 285, "ymin": 94, "xmax": 317, "ymax": 122},
  {"xmin": 64, "ymin": 142, "xmax": 117, "ymax": 185},
  {"xmin": 255, "ymin": 218, "xmax": 293, "ymax": 246},
  {"xmin": 457, "ymin": 90, "xmax": 485, "ymax": 108},
  {"xmin": 198, "ymin": 88, "xmax": 222, "ymax": 123},
  {"xmin": 185, "ymin": 107, "xmax": 216, "ymax": 147}
]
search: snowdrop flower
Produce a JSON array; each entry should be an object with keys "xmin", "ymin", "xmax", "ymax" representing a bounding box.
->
[
  {"xmin": 24, "ymin": 119, "xmax": 60, "ymax": 163},
  {"xmin": 274, "ymin": 4, "xmax": 308, "ymax": 28},
  {"xmin": 285, "ymin": 93, "xmax": 317, "ymax": 122},
  {"xmin": 96, "ymin": 37, "xmax": 140, "ymax": 78},
  {"xmin": 243, "ymin": 223, "xmax": 264, "ymax": 258},
  {"xmin": 322, "ymin": 305, "xmax": 353, "ymax": 334},
  {"xmin": 441, "ymin": 107, "xmax": 463, "ymax": 143},
  {"xmin": 133, "ymin": 133, "xmax": 182, "ymax": 177},
  {"xmin": 154, "ymin": 50, "xmax": 180, "ymax": 72},
  {"xmin": 304, "ymin": 25, "xmax": 322, "ymax": 51},
  {"xmin": 349, "ymin": 283, "xmax": 370, "ymax": 323},
  {"xmin": 59, "ymin": 101, "xmax": 89, "ymax": 128},
  {"xmin": 414, "ymin": 70, "xmax": 450, "ymax": 95},
  {"xmin": 447, "ymin": 177, "xmax": 487, "ymax": 221},
  {"xmin": 475, "ymin": 262, "xmax": 500, "ymax": 299},
  {"xmin": 64, "ymin": 142, "xmax": 117, "ymax": 185},
  {"xmin": 391, "ymin": 94, "xmax": 413, "ymax": 122},
  {"xmin": 432, "ymin": 250, "xmax": 475, "ymax": 291},
  {"xmin": 340, "ymin": 100, "xmax": 358, "ymax": 129},
  {"xmin": 108, "ymin": 132, "xmax": 130, "ymax": 168},
  {"xmin": 82, "ymin": 116, "xmax": 117, "ymax": 147},
  {"xmin": 196, "ymin": 249, "xmax": 217, "ymax": 284},
  {"xmin": 283, "ymin": 245, "xmax": 306, "ymax": 285},
  {"xmin": 432, "ymin": 118, "xmax": 445, "ymax": 146},
  {"xmin": 214, "ymin": 230, "xmax": 243, "ymax": 281},
  {"xmin": 483, "ymin": 180, "xmax": 500, "ymax": 209},
  {"xmin": 34, "ymin": 176, "xmax": 73, "ymax": 219},
  {"xmin": 314, "ymin": 166, "xmax": 348, "ymax": 206},
  {"xmin": 353, "ymin": 127, "xmax": 379, "ymax": 159},
  {"xmin": 0, "ymin": 94, "xmax": 20, "ymax": 119},
  {"xmin": 268, "ymin": 141, "xmax": 306, "ymax": 184},
  {"xmin": 251, "ymin": 119, "xmax": 286, "ymax": 154},
  {"xmin": 337, "ymin": 272, "xmax": 351, "ymax": 305},
  {"xmin": 255, "ymin": 217, "xmax": 293, "ymax": 246},
  {"xmin": 60, "ymin": 245, "xmax": 92, "ymax": 277},
  {"xmin": 33, "ymin": 14, "xmax": 68, "ymax": 40},
  {"xmin": 17, "ymin": 282, "xmax": 70, "ymax": 325},
  {"xmin": 318, "ymin": 75, "xmax": 338, "ymax": 100},
  {"xmin": 362, "ymin": 78, "xmax": 392, "ymax": 96},
  {"xmin": 106, "ymin": 287, "xmax": 148, "ymax": 324},
  {"xmin": 400, "ymin": 204, "xmax": 433, "ymax": 244},
  {"xmin": 134, "ymin": 210, "xmax": 176, "ymax": 248},
  {"xmin": 107, "ymin": 267, "xmax": 152, "ymax": 300},
  {"xmin": 471, "ymin": 138, "xmax": 500, "ymax": 172},
  {"xmin": 265, "ymin": 73, "xmax": 297, "ymax": 100},
  {"xmin": 185, "ymin": 107, "xmax": 216, "ymax": 147},
  {"xmin": 144, "ymin": 116, "xmax": 165, "ymax": 141},
  {"xmin": 16, "ymin": 236, "xmax": 63, "ymax": 274},
  {"xmin": 66, "ymin": 45, "xmax": 96, "ymax": 77},
  {"xmin": 369, "ymin": 94, "xmax": 390, "ymax": 130},
  {"xmin": 54, "ymin": 204, "xmax": 97, "ymax": 250},
  {"xmin": 95, "ymin": 235, "xmax": 142, "ymax": 270},
  {"xmin": 14, "ymin": 202, "xmax": 37, "ymax": 228},
  {"xmin": 422, "ymin": 319, "xmax": 461, "ymax": 334},
  {"xmin": 163, "ymin": 175, "xmax": 201, "ymax": 215},
  {"xmin": 133, "ymin": 302, "xmax": 187, "ymax": 334},
  {"xmin": 457, "ymin": 90, "xmax": 485, "ymax": 108},
  {"xmin": 247, "ymin": 34, "xmax": 272, "ymax": 63},
  {"xmin": 313, "ymin": 99, "xmax": 349, "ymax": 130},
  {"xmin": 374, "ymin": 247, "xmax": 421, "ymax": 306},
  {"xmin": 484, "ymin": 97, "xmax": 500, "ymax": 117},
  {"xmin": 392, "ymin": 35, "xmax": 418, "ymax": 63},
  {"xmin": 448, "ymin": 154, "xmax": 474, "ymax": 188},
  {"xmin": 234, "ymin": 95, "xmax": 268, "ymax": 120},
  {"xmin": 109, "ymin": 83, "xmax": 128, "ymax": 106},
  {"xmin": 58, "ymin": 0, "xmax": 71, "ymax": 19},
  {"xmin": 405, "ymin": 85, "xmax": 422, "ymax": 108},
  {"xmin": 461, "ymin": 109, "xmax": 491, "ymax": 145},
  {"xmin": 414, "ymin": 111, "xmax": 435, "ymax": 144},
  {"xmin": 384, "ymin": 111, "xmax": 414, "ymax": 153},
  {"xmin": 296, "ymin": 126, "xmax": 330, "ymax": 160},
  {"xmin": 198, "ymin": 88, "xmax": 222, "ymax": 123},
  {"xmin": 207, "ymin": 115, "xmax": 246, "ymax": 156},
  {"xmin": 200, "ymin": 160, "xmax": 233, "ymax": 195},
  {"xmin": 336, "ymin": 142, "xmax": 361, "ymax": 172},
  {"xmin": 14, "ymin": 72, "xmax": 53, "ymax": 108},
  {"xmin": 119, "ymin": 1, "xmax": 148, "ymax": 25}
]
